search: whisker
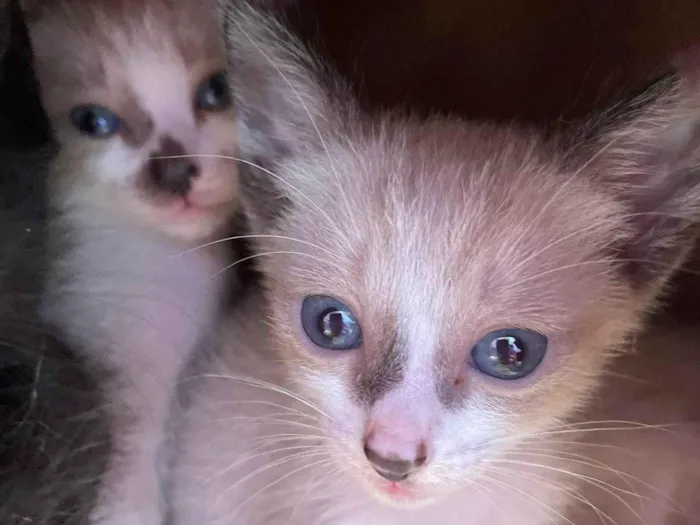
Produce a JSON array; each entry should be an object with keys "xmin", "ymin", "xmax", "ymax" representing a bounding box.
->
[
  {"xmin": 289, "ymin": 463, "xmax": 342, "ymax": 520},
  {"xmin": 197, "ymin": 374, "xmax": 337, "ymax": 423},
  {"xmin": 505, "ymin": 449, "xmax": 682, "ymax": 511},
  {"xmin": 479, "ymin": 472, "xmax": 572, "ymax": 525},
  {"xmin": 171, "ymin": 234, "xmax": 337, "ymax": 260},
  {"xmin": 201, "ymin": 398, "xmax": 321, "ymax": 422},
  {"xmin": 249, "ymin": 433, "xmax": 331, "ymax": 445},
  {"xmin": 491, "ymin": 458, "xmax": 650, "ymax": 525},
  {"xmin": 215, "ymin": 415, "xmax": 327, "ymax": 435},
  {"xmin": 483, "ymin": 464, "xmax": 616, "ymax": 525},
  {"xmin": 203, "ymin": 250, "xmax": 344, "ymax": 282},
  {"xmin": 488, "ymin": 422, "xmax": 684, "ymax": 449},
  {"xmin": 229, "ymin": 17, "xmax": 360, "ymax": 259},
  {"xmin": 230, "ymin": 457, "xmax": 337, "ymax": 519},
  {"xmin": 206, "ymin": 445, "xmax": 327, "ymax": 484},
  {"xmin": 216, "ymin": 450, "xmax": 331, "ymax": 508},
  {"xmin": 153, "ymin": 153, "xmax": 352, "ymax": 252}
]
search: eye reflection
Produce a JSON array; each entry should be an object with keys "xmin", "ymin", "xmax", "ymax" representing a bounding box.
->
[
  {"xmin": 301, "ymin": 295, "xmax": 362, "ymax": 351},
  {"xmin": 471, "ymin": 329, "xmax": 547, "ymax": 380}
]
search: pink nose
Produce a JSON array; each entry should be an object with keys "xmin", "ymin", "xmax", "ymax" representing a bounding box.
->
[{"xmin": 364, "ymin": 427, "xmax": 429, "ymax": 481}]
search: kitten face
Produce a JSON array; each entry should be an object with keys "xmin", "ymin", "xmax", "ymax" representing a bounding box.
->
[
  {"xmin": 246, "ymin": 122, "xmax": 641, "ymax": 506},
  {"xmin": 24, "ymin": 0, "xmax": 238, "ymax": 240},
  {"xmin": 226, "ymin": 5, "xmax": 700, "ymax": 509}
]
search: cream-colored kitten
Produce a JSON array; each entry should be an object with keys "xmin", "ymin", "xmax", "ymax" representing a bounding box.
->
[
  {"xmin": 21, "ymin": 1, "xmax": 239, "ymax": 524},
  {"xmin": 168, "ymin": 4, "xmax": 700, "ymax": 525}
]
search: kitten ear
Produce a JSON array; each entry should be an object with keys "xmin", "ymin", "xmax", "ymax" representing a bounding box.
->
[
  {"xmin": 224, "ymin": 2, "xmax": 346, "ymax": 159},
  {"xmin": 222, "ymin": 1, "xmax": 352, "ymax": 229},
  {"xmin": 593, "ymin": 54, "xmax": 700, "ymax": 292}
]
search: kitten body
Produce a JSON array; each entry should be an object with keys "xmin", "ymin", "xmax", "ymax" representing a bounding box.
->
[
  {"xmin": 169, "ymin": 4, "xmax": 700, "ymax": 524},
  {"xmin": 22, "ymin": 1, "xmax": 239, "ymax": 523}
]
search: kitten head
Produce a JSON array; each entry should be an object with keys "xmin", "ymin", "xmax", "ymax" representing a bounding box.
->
[
  {"xmin": 21, "ymin": 0, "xmax": 239, "ymax": 241},
  {"xmin": 228, "ymin": 6, "xmax": 700, "ymax": 507}
]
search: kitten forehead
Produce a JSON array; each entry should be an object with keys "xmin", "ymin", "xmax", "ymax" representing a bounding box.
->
[
  {"xmin": 277, "ymin": 119, "xmax": 624, "ymax": 319},
  {"xmin": 264, "ymin": 118, "xmax": 630, "ymax": 409},
  {"xmin": 121, "ymin": 47, "xmax": 196, "ymax": 135},
  {"xmin": 27, "ymin": 0, "xmax": 225, "ymax": 112}
]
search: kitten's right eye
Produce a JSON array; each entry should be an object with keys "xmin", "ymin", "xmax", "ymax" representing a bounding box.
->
[
  {"xmin": 470, "ymin": 329, "xmax": 547, "ymax": 380},
  {"xmin": 195, "ymin": 71, "xmax": 232, "ymax": 111},
  {"xmin": 68, "ymin": 105, "xmax": 121, "ymax": 138},
  {"xmin": 301, "ymin": 295, "xmax": 362, "ymax": 350}
]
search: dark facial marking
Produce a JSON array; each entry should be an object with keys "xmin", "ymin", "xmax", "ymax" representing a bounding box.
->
[
  {"xmin": 118, "ymin": 95, "xmax": 154, "ymax": 147},
  {"xmin": 353, "ymin": 334, "xmax": 407, "ymax": 406},
  {"xmin": 147, "ymin": 135, "xmax": 199, "ymax": 197},
  {"xmin": 434, "ymin": 352, "xmax": 469, "ymax": 409}
]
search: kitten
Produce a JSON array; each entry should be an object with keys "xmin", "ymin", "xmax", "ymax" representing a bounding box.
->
[
  {"xmin": 168, "ymin": 4, "xmax": 700, "ymax": 525},
  {"xmin": 20, "ymin": 0, "xmax": 240, "ymax": 523}
]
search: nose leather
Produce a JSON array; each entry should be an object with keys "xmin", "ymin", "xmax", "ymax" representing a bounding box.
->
[
  {"xmin": 149, "ymin": 156, "xmax": 199, "ymax": 196},
  {"xmin": 364, "ymin": 446, "xmax": 426, "ymax": 482},
  {"xmin": 148, "ymin": 135, "xmax": 199, "ymax": 196}
]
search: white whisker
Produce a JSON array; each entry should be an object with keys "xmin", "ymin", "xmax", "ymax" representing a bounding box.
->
[
  {"xmin": 229, "ymin": 18, "xmax": 360, "ymax": 259},
  {"xmin": 197, "ymin": 374, "xmax": 337, "ymax": 423}
]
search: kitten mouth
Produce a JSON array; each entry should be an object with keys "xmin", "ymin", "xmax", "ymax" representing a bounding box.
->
[
  {"xmin": 374, "ymin": 479, "xmax": 423, "ymax": 504},
  {"xmin": 384, "ymin": 482, "xmax": 411, "ymax": 497},
  {"xmin": 156, "ymin": 194, "xmax": 229, "ymax": 216}
]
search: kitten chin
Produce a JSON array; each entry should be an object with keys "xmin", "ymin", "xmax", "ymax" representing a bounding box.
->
[
  {"xmin": 168, "ymin": 2, "xmax": 700, "ymax": 524},
  {"xmin": 19, "ymin": 1, "xmax": 241, "ymax": 524}
]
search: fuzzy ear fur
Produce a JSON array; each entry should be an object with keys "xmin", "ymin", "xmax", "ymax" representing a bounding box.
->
[
  {"xmin": 223, "ymin": 0, "xmax": 347, "ymax": 159},
  {"xmin": 221, "ymin": 0, "xmax": 355, "ymax": 229},
  {"xmin": 582, "ymin": 52, "xmax": 700, "ymax": 293}
]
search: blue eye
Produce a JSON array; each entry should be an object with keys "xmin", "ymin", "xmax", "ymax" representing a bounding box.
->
[
  {"xmin": 69, "ymin": 105, "xmax": 121, "ymax": 138},
  {"xmin": 301, "ymin": 295, "xmax": 362, "ymax": 350},
  {"xmin": 470, "ymin": 329, "xmax": 547, "ymax": 380},
  {"xmin": 195, "ymin": 71, "xmax": 232, "ymax": 111}
]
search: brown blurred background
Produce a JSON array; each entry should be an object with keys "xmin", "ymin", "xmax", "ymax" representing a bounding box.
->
[
  {"xmin": 2, "ymin": 0, "xmax": 700, "ymax": 319},
  {"xmin": 291, "ymin": 0, "xmax": 700, "ymax": 122}
]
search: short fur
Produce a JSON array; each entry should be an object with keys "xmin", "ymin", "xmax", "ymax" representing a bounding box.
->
[
  {"xmin": 168, "ymin": 3, "xmax": 700, "ymax": 524},
  {"xmin": 21, "ymin": 1, "xmax": 241, "ymax": 524}
]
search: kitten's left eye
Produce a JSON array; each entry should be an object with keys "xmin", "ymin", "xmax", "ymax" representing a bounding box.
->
[
  {"xmin": 301, "ymin": 295, "xmax": 363, "ymax": 351},
  {"xmin": 470, "ymin": 329, "xmax": 547, "ymax": 380},
  {"xmin": 195, "ymin": 71, "xmax": 232, "ymax": 111},
  {"xmin": 69, "ymin": 105, "xmax": 121, "ymax": 138}
]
